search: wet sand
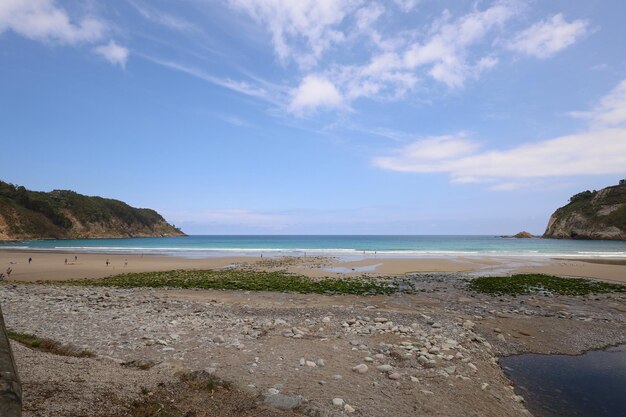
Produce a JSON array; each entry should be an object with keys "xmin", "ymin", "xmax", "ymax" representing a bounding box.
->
[{"xmin": 1, "ymin": 249, "xmax": 626, "ymax": 282}]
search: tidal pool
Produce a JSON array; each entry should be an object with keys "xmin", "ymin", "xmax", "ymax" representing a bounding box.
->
[{"xmin": 500, "ymin": 344, "xmax": 626, "ymax": 417}]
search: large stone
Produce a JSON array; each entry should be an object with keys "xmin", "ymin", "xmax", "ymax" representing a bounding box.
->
[{"xmin": 264, "ymin": 394, "xmax": 302, "ymax": 410}]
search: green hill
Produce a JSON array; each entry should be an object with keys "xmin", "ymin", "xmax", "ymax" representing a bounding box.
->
[
  {"xmin": 543, "ymin": 180, "xmax": 626, "ymax": 240},
  {"xmin": 0, "ymin": 181, "xmax": 185, "ymax": 240}
]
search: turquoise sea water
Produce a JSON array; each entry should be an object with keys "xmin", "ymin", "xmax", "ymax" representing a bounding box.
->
[{"xmin": 1, "ymin": 235, "xmax": 625, "ymax": 258}]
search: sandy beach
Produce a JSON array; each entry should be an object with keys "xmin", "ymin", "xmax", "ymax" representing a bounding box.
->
[{"xmin": 2, "ymin": 249, "xmax": 626, "ymax": 283}]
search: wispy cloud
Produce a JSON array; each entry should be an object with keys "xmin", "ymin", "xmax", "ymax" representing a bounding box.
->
[
  {"xmin": 141, "ymin": 55, "xmax": 280, "ymax": 103},
  {"xmin": 569, "ymin": 80, "xmax": 626, "ymax": 127},
  {"xmin": 508, "ymin": 14, "xmax": 589, "ymax": 58},
  {"xmin": 373, "ymin": 80, "xmax": 626, "ymax": 188},
  {"xmin": 126, "ymin": 0, "xmax": 200, "ymax": 35}
]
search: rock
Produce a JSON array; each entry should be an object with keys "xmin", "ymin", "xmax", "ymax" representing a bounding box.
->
[
  {"xmin": 344, "ymin": 404, "xmax": 355, "ymax": 413},
  {"xmin": 316, "ymin": 358, "xmax": 326, "ymax": 367},
  {"xmin": 212, "ymin": 335, "xmax": 225, "ymax": 343},
  {"xmin": 410, "ymin": 376, "xmax": 419, "ymax": 383},
  {"xmin": 352, "ymin": 364, "xmax": 368, "ymax": 374},
  {"xmin": 364, "ymin": 356, "xmax": 374, "ymax": 363},
  {"xmin": 267, "ymin": 388, "xmax": 280, "ymax": 395},
  {"xmin": 306, "ymin": 361, "xmax": 317, "ymax": 368},
  {"xmin": 322, "ymin": 316, "xmax": 331, "ymax": 323},
  {"xmin": 497, "ymin": 334, "xmax": 506, "ymax": 342},
  {"xmin": 431, "ymin": 322, "xmax": 442, "ymax": 328},
  {"xmin": 420, "ymin": 390, "xmax": 434, "ymax": 395},
  {"xmin": 332, "ymin": 374, "xmax": 343, "ymax": 380},
  {"xmin": 388, "ymin": 372, "xmax": 401, "ymax": 380},
  {"xmin": 444, "ymin": 366, "xmax": 456, "ymax": 374},
  {"xmin": 377, "ymin": 364, "xmax": 393, "ymax": 372},
  {"xmin": 481, "ymin": 383, "xmax": 489, "ymax": 390},
  {"xmin": 264, "ymin": 393, "xmax": 302, "ymax": 410},
  {"xmin": 468, "ymin": 363, "xmax": 478, "ymax": 372},
  {"xmin": 332, "ymin": 398, "xmax": 344, "ymax": 407},
  {"xmin": 462, "ymin": 320, "xmax": 475, "ymax": 330},
  {"xmin": 374, "ymin": 317, "xmax": 389, "ymax": 323}
]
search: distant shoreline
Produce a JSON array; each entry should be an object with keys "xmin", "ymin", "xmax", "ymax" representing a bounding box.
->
[{"xmin": 2, "ymin": 249, "xmax": 626, "ymax": 283}]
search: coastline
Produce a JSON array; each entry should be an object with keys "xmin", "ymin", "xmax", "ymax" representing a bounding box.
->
[{"xmin": 2, "ymin": 249, "xmax": 626, "ymax": 283}]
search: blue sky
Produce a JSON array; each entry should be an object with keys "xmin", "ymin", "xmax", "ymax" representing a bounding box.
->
[{"xmin": 1, "ymin": 0, "xmax": 626, "ymax": 234}]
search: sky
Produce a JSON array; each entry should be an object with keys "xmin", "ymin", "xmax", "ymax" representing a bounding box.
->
[{"xmin": 1, "ymin": 0, "xmax": 626, "ymax": 235}]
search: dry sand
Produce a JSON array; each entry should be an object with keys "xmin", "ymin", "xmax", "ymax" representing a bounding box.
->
[{"xmin": 2, "ymin": 249, "xmax": 625, "ymax": 283}]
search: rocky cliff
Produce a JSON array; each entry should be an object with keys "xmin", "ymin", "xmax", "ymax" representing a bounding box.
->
[
  {"xmin": 543, "ymin": 181, "xmax": 626, "ymax": 240},
  {"xmin": 0, "ymin": 181, "xmax": 185, "ymax": 240}
]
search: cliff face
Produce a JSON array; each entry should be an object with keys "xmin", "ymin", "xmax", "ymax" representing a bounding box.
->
[
  {"xmin": 543, "ymin": 182, "xmax": 626, "ymax": 240},
  {"xmin": 0, "ymin": 181, "xmax": 185, "ymax": 240}
]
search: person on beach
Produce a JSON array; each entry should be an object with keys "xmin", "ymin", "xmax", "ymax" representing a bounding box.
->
[
  {"xmin": 124, "ymin": 259, "xmax": 128, "ymax": 267},
  {"xmin": 75, "ymin": 255, "xmax": 78, "ymax": 262},
  {"xmin": 28, "ymin": 257, "xmax": 32, "ymax": 264},
  {"xmin": 106, "ymin": 259, "xmax": 110, "ymax": 267},
  {"xmin": 65, "ymin": 258, "xmax": 68, "ymax": 265},
  {"xmin": 6, "ymin": 267, "xmax": 12, "ymax": 277}
]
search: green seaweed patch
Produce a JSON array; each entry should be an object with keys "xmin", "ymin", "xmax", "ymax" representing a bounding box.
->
[
  {"xmin": 8, "ymin": 330, "xmax": 95, "ymax": 357},
  {"xmin": 58, "ymin": 269, "xmax": 403, "ymax": 295},
  {"xmin": 467, "ymin": 274, "xmax": 626, "ymax": 296}
]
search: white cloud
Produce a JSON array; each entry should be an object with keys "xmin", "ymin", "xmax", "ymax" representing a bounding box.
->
[
  {"xmin": 94, "ymin": 41, "xmax": 129, "ymax": 68},
  {"xmin": 290, "ymin": 75, "xmax": 345, "ymax": 114},
  {"xmin": 286, "ymin": 1, "xmax": 521, "ymax": 113},
  {"xmin": 228, "ymin": 0, "xmax": 360, "ymax": 68},
  {"xmin": 509, "ymin": 14, "xmax": 588, "ymax": 58},
  {"xmin": 373, "ymin": 80, "xmax": 626, "ymax": 187},
  {"xmin": 402, "ymin": 1, "xmax": 519, "ymax": 87},
  {"xmin": 569, "ymin": 80, "xmax": 626, "ymax": 127},
  {"xmin": 394, "ymin": 0, "xmax": 419, "ymax": 13},
  {"xmin": 0, "ymin": 0, "xmax": 105, "ymax": 44},
  {"xmin": 374, "ymin": 128, "xmax": 626, "ymax": 182}
]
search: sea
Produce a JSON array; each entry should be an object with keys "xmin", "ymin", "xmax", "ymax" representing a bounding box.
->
[{"xmin": 1, "ymin": 235, "xmax": 625, "ymax": 259}]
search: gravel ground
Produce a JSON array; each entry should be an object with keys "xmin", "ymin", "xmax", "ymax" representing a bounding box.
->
[{"xmin": 2, "ymin": 273, "xmax": 625, "ymax": 416}]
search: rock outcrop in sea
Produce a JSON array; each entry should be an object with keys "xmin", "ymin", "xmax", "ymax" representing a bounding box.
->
[{"xmin": 543, "ymin": 180, "xmax": 626, "ymax": 240}]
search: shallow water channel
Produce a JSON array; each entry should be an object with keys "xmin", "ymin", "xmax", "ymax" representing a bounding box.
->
[{"xmin": 500, "ymin": 344, "xmax": 626, "ymax": 417}]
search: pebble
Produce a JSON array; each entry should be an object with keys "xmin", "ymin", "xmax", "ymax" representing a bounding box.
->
[
  {"xmin": 344, "ymin": 404, "xmax": 355, "ymax": 413},
  {"xmin": 352, "ymin": 364, "xmax": 369, "ymax": 374},
  {"xmin": 332, "ymin": 398, "xmax": 344, "ymax": 406},
  {"xmin": 388, "ymin": 372, "xmax": 401, "ymax": 380},
  {"xmin": 212, "ymin": 335, "xmax": 225, "ymax": 343},
  {"xmin": 377, "ymin": 364, "xmax": 393, "ymax": 372},
  {"xmin": 305, "ymin": 361, "xmax": 317, "ymax": 368}
]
